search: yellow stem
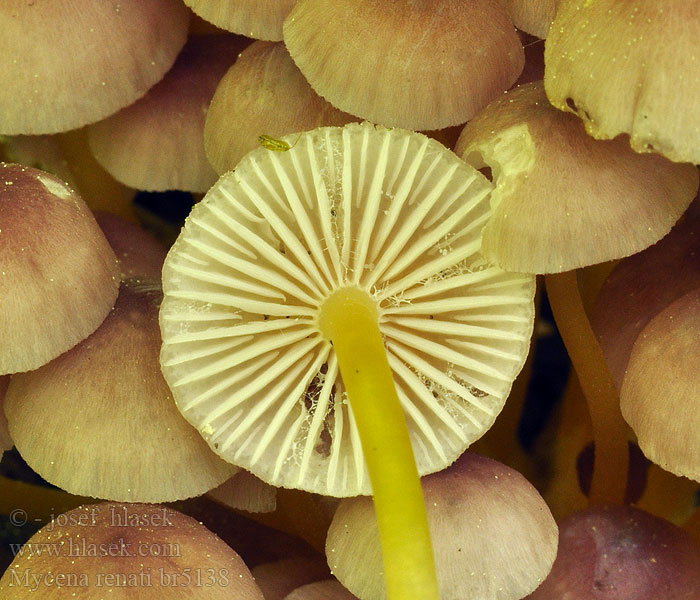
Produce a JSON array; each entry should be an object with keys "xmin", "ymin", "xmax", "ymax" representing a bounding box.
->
[
  {"xmin": 545, "ymin": 271, "xmax": 629, "ymax": 505},
  {"xmin": 319, "ymin": 287, "xmax": 439, "ymax": 600}
]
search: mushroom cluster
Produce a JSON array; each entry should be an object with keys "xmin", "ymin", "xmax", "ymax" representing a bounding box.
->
[{"xmin": 1, "ymin": 1, "xmax": 700, "ymax": 600}]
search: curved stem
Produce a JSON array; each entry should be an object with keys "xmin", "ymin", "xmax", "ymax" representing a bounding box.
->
[
  {"xmin": 320, "ymin": 287, "xmax": 439, "ymax": 600},
  {"xmin": 545, "ymin": 271, "xmax": 629, "ymax": 505}
]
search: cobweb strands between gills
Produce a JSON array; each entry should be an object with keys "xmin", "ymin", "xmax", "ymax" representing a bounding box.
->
[{"xmin": 160, "ymin": 123, "xmax": 535, "ymax": 497}]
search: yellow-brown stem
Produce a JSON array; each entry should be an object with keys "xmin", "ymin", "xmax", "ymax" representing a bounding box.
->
[{"xmin": 546, "ymin": 270, "xmax": 629, "ymax": 505}]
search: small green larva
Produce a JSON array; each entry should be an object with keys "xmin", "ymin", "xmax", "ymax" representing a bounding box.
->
[{"xmin": 258, "ymin": 132, "xmax": 302, "ymax": 152}]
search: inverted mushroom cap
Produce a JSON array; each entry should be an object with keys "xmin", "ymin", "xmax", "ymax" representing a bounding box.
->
[
  {"xmin": 88, "ymin": 35, "xmax": 247, "ymax": 193},
  {"xmin": 0, "ymin": 163, "xmax": 120, "ymax": 374},
  {"xmin": 529, "ymin": 504, "xmax": 700, "ymax": 599},
  {"xmin": 0, "ymin": 502, "xmax": 265, "ymax": 599},
  {"xmin": 160, "ymin": 122, "xmax": 535, "ymax": 497},
  {"xmin": 5, "ymin": 280, "xmax": 235, "ymax": 502},
  {"xmin": 283, "ymin": 0, "xmax": 524, "ymax": 130},
  {"xmin": 204, "ymin": 41, "xmax": 355, "ymax": 175},
  {"xmin": 454, "ymin": 82, "xmax": 699, "ymax": 273},
  {"xmin": 620, "ymin": 289, "xmax": 700, "ymax": 481},
  {"xmin": 503, "ymin": 0, "xmax": 559, "ymax": 39},
  {"xmin": 545, "ymin": 0, "xmax": 700, "ymax": 164},
  {"xmin": 184, "ymin": 0, "xmax": 296, "ymax": 41},
  {"xmin": 208, "ymin": 469, "xmax": 278, "ymax": 514},
  {"xmin": 590, "ymin": 196, "xmax": 700, "ymax": 388},
  {"xmin": 326, "ymin": 453, "xmax": 558, "ymax": 600},
  {"xmin": 0, "ymin": 0, "xmax": 190, "ymax": 135}
]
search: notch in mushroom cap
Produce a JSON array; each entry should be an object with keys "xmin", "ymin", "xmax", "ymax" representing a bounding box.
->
[
  {"xmin": 204, "ymin": 41, "xmax": 355, "ymax": 175},
  {"xmin": 619, "ymin": 289, "xmax": 700, "ymax": 482},
  {"xmin": 0, "ymin": 502, "xmax": 265, "ymax": 599},
  {"xmin": 5, "ymin": 280, "xmax": 236, "ymax": 502},
  {"xmin": 545, "ymin": 0, "xmax": 700, "ymax": 164},
  {"xmin": 529, "ymin": 504, "xmax": 700, "ymax": 599},
  {"xmin": 0, "ymin": 163, "xmax": 120, "ymax": 374},
  {"xmin": 326, "ymin": 452, "xmax": 558, "ymax": 600},
  {"xmin": 0, "ymin": 0, "xmax": 190, "ymax": 135},
  {"xmin": 159, "ymin": 122, "xmax": 535, "ymax": 497},
  {"xmin": 87, "ymin": 34, "xmax": 248, "ymax": 194},
  {"xmin": 184, "ymin": 0, "xmax": 296, "ymax": 41},
  {"xmin": 454, "ymin": 81, "xmax": 699, "ymax": 274},
  {"xmin": 283, "ymin": 0, "xmax": 524, "ymax": 130}
]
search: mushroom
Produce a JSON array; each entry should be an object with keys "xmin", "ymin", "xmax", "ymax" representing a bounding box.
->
[
  {"xmin": 591, "ymin": 194, "xmax": 700, "ymax": 389},
  {"xmin": 183, "ymin": 0, "xmax": 296, "ymax": 41},
  {"xmin": 0, "ymin": 502, "xmax": 265, "ymax": 599},
  {"xmin": 455, "ymin": 81, "xmax": 698, "ymax": 274},
  {"xmin": 204, "ymin": 41, "xmax": 354, "ymax": 175},
  {"xmin": 160, "ymin": 122, "xmax": 535, "ymax": 599},
  {"xmin": 0, "ymin": 163, "xmax": 120, "ymax": 374},
  {"xmin": 208, "ymin": 470, "xmax": 278, "ymax": 514},
  {"xmin": 502, "ymin": 0, "xmax": 559, "ymax": 39},
  {"xmin": 326, "ymin": 452, "xmax": 558, "ymax": 600},
  {"xmin": 5, "ymin": 280, "xmax": 236, "ymax": 502},
  {"xmin": 0, "ymin": 0, "xmax": 190, "ymax": 134},
  {"xmin": 87, "ymin": 34, "xmax": 249, "ymax": 193},
  {"xmin": 283, "ymin": 0, "xmax": 525, "ymax": 130},
  {"xmin": 455, "ymin": 80, "xmax": 698, "ymax": 504},
  {"xmin": 544, "ymin": 0, "xmax": 700, "ymax": 163},
  {"xmin": 251, "ymin": 557, "xmax": 331, "ymax": 600},
  {"xmin": 620, "ymin": 289, "xmax": 700, "ymax": 482},
  {"xmin": 285, "ymin": 580, "xmax": 358, "ymax": 600},
  {"xmin": 529, "ymin": 504, "xmax": 700, "ymax": 598},
  {"xmin": 93, "ymin": 211, "xmax": 168, "ymax": 282}
]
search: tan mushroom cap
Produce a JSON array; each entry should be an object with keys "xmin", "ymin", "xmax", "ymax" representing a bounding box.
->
[
  {"xmin": 208, "ymin": 470, "xmax": 278, "ymax": 514},
  {"xmin": 285, "ymin": 581, "xmax": 358, "ymax": 600},
  {"xmin": 0, "ymin": 0, "xmax": 190, "ymax": 135},
  {"xmin": 620, "ymin": 289, "xmax": 700, "ymax": 481},
  {"xmin": 0, "ymin": 502, "xmax": 265, "ymax": 599},
  {"xmin": 0, "ymin": 376, "xmax": 11, "ymax": 456},
  {"xmin": 283, "ymin": 0, "xmax": 524, "ymax": 130},
  {"xmin": 454, "ymin": 82, "xmax": 699, "ymax": 274},
  {"xmin": 503, "ymin": 0, "xmax": 559, "ymax": 39},
  {"xmin": 545, "ymin": 0, "xmax": 700, "ymax": 164},
  {"xmin": 591, "ymin": 196, "xmax": 700, "ymax": 388},
  {"xmin": 529, "ymin": 504, "xmax": 700, "ymax": 599},
  {"xmin": 88, "ymin": 35, "xmax": 247, "ymax": 193},
  {"xmin": 5, "ymin": 281, "xmax": 235, "ymax": 502},
  {"xmin": 204, "ymin": 41, "xmax": 354, "ymax": 175},
  {"xmin": 184, "ymin": 0, "xmax": 296, "ymax": 41},
  {"xmin": 326, "ymin": 453, "xmax": 558, "ymax": 600},
  {"xmin": 160, "ymin": 123, "xmax": 535, "ymax": 497},
  {"xmin": 94, "ymin": 211, "xmax": 167, "ymax": 281},
  {"xmin": 0, "ymin": 163, "xmax": 120, "ymax": 374},
  {"xmin": 252, "ymin": 557, "xmax": 330, "ymax": 600}
]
